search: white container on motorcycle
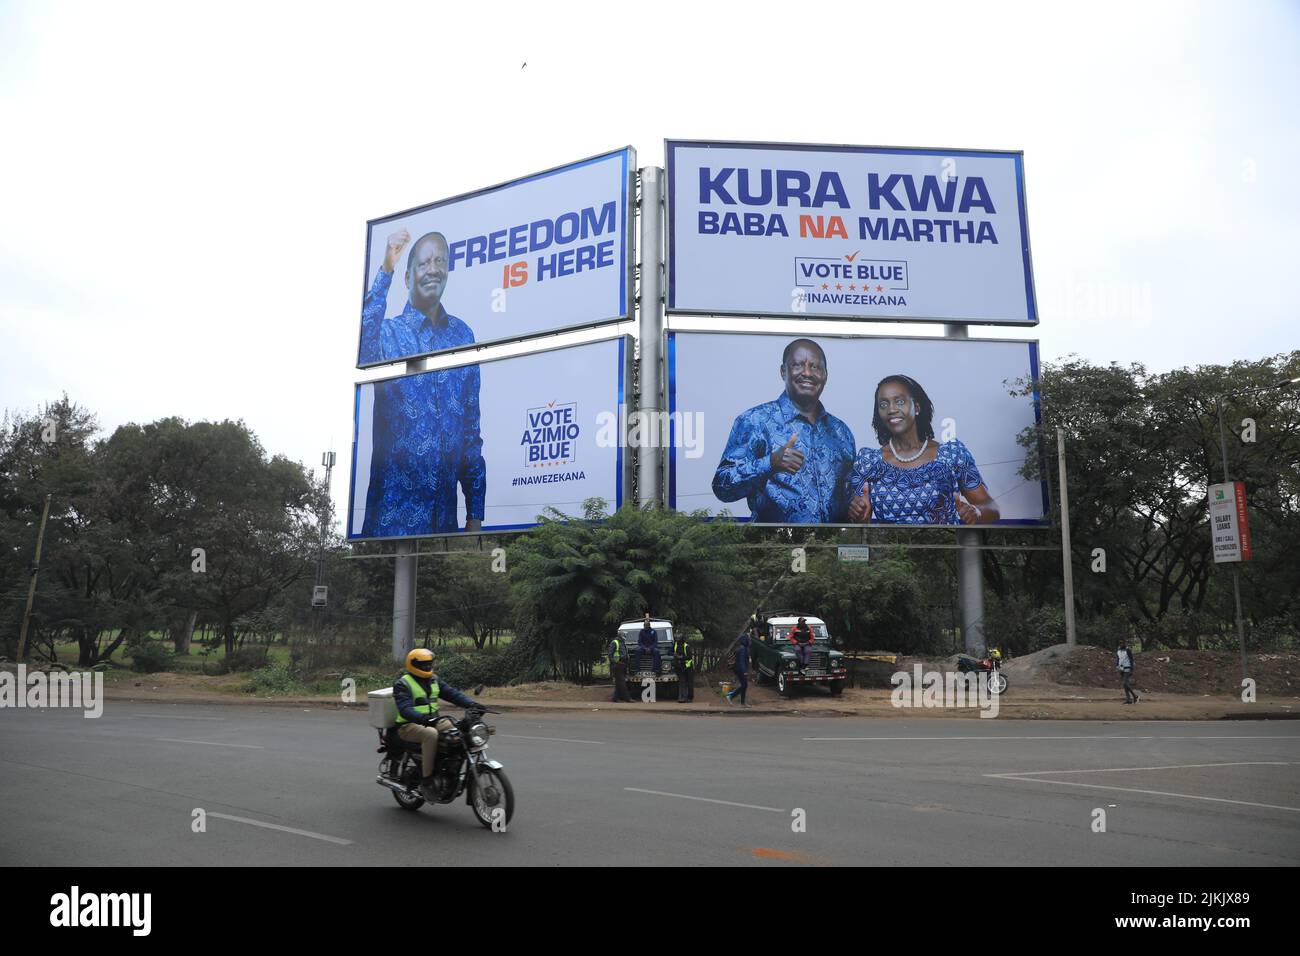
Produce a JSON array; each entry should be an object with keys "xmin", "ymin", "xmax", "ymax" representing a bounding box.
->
[{"xmin": 367, "ymin": 688, "xmax": 398, "ymax": 729}]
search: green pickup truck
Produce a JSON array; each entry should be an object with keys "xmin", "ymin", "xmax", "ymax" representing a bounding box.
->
[
  {"xmin": 617, "ymin": 618, "xmax": 679, "ymax": 697},
  {"xmin": 751, "ymin": 612, "xmax": 848, "ymax": 696}
]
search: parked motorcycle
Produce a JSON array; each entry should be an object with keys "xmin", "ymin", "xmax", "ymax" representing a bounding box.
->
[
  {"xmin": 372, "ymin": 685, "xmax": 515, "ymax": 828},
  {"xmin": 956, "ymin": 652, "xmax": 1008, "ymax": 695}
]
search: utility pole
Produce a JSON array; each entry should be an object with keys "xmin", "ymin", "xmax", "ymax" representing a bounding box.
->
[
  {"xmin": 312, "ymin": 451, "xmax": 336, "ymax": 635},
  {"xmin": 945, "ymin": 323, "xmax": 985, "ymax": 655},
  {"xmin": 637, "ymin": 166, "xmax": 665, "ymax": 507},
  {"xmin": 1057, "ymin": 429, "xmax": 1077, "ymax": 646},
  {"xmin": 16, "ymin": 493, "xmax": 53, "ymax": 662}
]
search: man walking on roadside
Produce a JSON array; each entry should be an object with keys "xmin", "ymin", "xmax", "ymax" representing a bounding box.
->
[
  {"xmin": 1117, "ymin": 637, "xmax": 1139, "ymax": 704},
  {"xmin": 725, "ymin": 627, "xmax": 752, "ymax": 706}
]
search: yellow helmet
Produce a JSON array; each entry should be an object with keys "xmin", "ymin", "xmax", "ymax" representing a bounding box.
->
[{"xmin": 405, "ymin": 648, "xmax": 434, "ymax": 678}]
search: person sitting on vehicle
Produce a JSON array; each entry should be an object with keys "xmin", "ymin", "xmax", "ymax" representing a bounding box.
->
[
  {"xmin": 634, "ymin": 612, "xmax": 662, "ymax": 675},
  {"xmin": 989, "ymin": 647, "xmax": 1002, "ymax": 663},
  {"xmin": 394, "ymin": 648, "xmax": 481, "ymax": 801},
  {"xmin": 790, "ymin": 617, "xmax": 815, "ymax": 672}
]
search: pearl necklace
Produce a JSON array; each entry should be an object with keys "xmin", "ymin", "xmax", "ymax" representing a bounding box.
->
[{"xmin": 889, "ymin": 438, "xmax": 928, "ymax": 463}]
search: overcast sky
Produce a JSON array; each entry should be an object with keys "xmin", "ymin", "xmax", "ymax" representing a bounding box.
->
[{"xmin": 2, "ymin": 0, "xmax": 1297, "ymax": 518}]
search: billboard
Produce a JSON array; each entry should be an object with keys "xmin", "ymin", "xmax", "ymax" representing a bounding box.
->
[
  {"xmin": 667, "ymin": 330, "xmax": 1048, "ymax": 527},
  {"xmin": 666, "ymin": 140, "xmax": 1036, "ymax": 325},
  {"xmin": 357, "ymin": 147, "xmax": 634, "ymax": 368},
  {"xmin": 348, "ymin": 336, "xmax": 631, "ymax": 540},
  {"xmin": 1209, "ymin": 481, "xmax": 1252, "ymax": 563}
]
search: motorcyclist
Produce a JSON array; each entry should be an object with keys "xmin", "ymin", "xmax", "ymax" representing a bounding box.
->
[{"xmin": 394, "ymin": 648, "xmax": 482, "ymax": 801}]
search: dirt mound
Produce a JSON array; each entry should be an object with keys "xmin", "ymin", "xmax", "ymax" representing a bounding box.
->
[{"xmin": 1026, "ymin": 644, "xmax": 1300, "ymax": 696}]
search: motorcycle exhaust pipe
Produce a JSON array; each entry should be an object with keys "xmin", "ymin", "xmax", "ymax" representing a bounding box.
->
[{"xmin": 376, "ymin": 775, "xmax": 412, "ymax": 795}]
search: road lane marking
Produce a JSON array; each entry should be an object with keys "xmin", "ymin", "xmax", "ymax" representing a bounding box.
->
[
  {"xmin": 207, "ymin": 812, "xmax": 353, "ymax": 845},
  {"xmin": 500, "ymin": 734, "xmax": 604, "ymax": 745},
  {"xmin": 130, "ymin": 714, "xmax": 225, "ymax": 720},
  {"xmin": 982, "ymin": 764, "xmax": 1300, "ymax": 816},
  {"xmin": 803, "ymin": 735, "xmax": 1300, "ymax": 741},
  {"xmin": 154, "ymin": 738, "xmax": 264, "ymax": 749},
  {"xmin": 625, "ymin": 787, "xmax": 785, "ymax": 813},
  {"xmin": 992, "ymin": 761, "xmax": 1298, "ymax": 777}
]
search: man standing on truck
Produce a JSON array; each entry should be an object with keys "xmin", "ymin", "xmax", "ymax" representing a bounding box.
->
[
  {"xmin": 674, "ymin": 632, "xmax": 694, "ymax": 702},
  {"xmin": 790, "ymin": 616, "xmax": 815, "ymax": 673},
  {"xmin": 634, "ymin": 612, "xmax": 662, "ymax": 676},
  {"xmin": 609, "ymin": 631, "xmax": 630, "ymax": 702}
]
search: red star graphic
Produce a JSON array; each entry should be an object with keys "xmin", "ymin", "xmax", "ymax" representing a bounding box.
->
[
  {"xmin": 849, "ymin": 283, "xmax": 857, "ymax": 290},
  {"xmin": 875, "ymin": 284, "xmax": 883, "ymax": 292},
  {"xmin": 835, "ymin": 283, "xmax": 843, "ymax": 290},
  {"xmin": 821, "ymin": 283, "xmax": 828, "ymax": 290}
]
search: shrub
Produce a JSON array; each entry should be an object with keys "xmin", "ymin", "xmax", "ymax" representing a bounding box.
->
[
  {"xmin": 245, "ymin": 664, "xmax": 301, "ymax": 694},
  {"xmin": 224, "ymin": 646, "xmax": 271, "ymax": 672},
  {"xmin": 128, "ymin": 641, "xmax": 175, "ymax": 673}
]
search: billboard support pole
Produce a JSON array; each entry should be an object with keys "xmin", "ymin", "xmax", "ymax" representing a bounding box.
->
[
  {"xmin": 1216, "ymin": 397, "xmax": 1248, "ymax": 682},
  {"xmin": 1057, "ymin": 428, "xmax": 1077, "ymax": 646},
  {"xmin": 945, "ymin": 324, "xmax": 986, "ymax": 656},
  {"xmin": 391, "ymin": 359, "xmax": 423, "ymax": 662},
  {"xmin": 637, "ymin": 166, "xmax": 665, "ymax": 507}
]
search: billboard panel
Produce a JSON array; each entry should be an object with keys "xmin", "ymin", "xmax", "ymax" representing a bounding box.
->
[
  {"xmin": 1209, "ymin": 481, "xmax": 1252, "ymax": 563},
  {"xmin": 348, "ymin": 337, "xmax": 630, "ymax": 540},
  {"xmin": 667, "ymin": 330, "xmax": 1047, "ymax": 527},
  {"xmin": 358, "ymin": 147, "xmax": 634, "ymax": 368},
  {"xmin": 666, "ymin": 140, "xmax": 1036, "ymax": 325}
]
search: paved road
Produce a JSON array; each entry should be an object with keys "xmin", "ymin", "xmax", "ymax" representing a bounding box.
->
[{"xmin": 2, "ymin": 703, "xmax": 1298, "ymax": 866}]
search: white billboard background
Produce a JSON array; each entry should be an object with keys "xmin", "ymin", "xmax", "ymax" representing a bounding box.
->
[
  {"xmin": 667, "ymin": 141, "xmax": 1035, "ymax": 324},
  {"xmin": 358, "ymin": 148, "xmax": 632, "ymax": 367},
  {"xmin": 669, "ymin": 331, "xmax": 1047, "ymax": 525},
  {"xmin": 350, "ymin": 337, "xmax": 626, "ymax": 538}
]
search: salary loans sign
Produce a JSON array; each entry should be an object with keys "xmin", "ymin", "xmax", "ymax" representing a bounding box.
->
[
  {"xmin": 667, "ymin": 330, "xmax": 1048, "ymax": 527},
  {"xmin": 348, "ymin": 337, "xmax": 630, "ymax": 539},
  {"xmin": 1208, "ymin": 481, "xmax": 1252, "ymax": 563},
  {"xmin": 666, "ymin": 140, "xmax": 1037, "ymax": 325},
  {"xmin": 357, "ymin": 148, "xmax": 634, "ymax": 368}
]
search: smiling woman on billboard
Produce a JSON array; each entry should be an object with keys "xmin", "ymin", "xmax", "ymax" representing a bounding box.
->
[{"xmin": 845, "ymin": 374, "xmax": 1001, "ymax": 525}]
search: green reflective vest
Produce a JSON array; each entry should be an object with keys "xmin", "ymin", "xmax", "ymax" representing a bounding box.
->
[
  {"xmin": 610, "ymin": 638, "xmax": 623, "ymax": 664},
  {"xmin": 674, "ymin": 640, "xmax": 693, "ymax": 668},
  {"xmin": 395, "ymin": 673, "xmax": 440, "ymax": 725}
]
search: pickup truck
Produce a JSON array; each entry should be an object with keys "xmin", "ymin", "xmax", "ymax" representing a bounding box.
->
[
  {"xmin": 616, "ymin": 618, "xmax": 678, "ymax": 697},
  {"xmin": 750, "ymin": 612, "xmax": 848, "ymax": 696}
]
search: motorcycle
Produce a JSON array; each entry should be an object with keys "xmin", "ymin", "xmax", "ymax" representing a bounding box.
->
[
  {"xmin": 956, "ymin": 653, "xmax": 1008, "ymax": 695},
  {"xmin": 374, "ymin": 687, "xmax": 515, "ymax": 828}
]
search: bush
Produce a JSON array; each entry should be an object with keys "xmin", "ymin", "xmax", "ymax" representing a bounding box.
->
[
  {"xmin": 432, "ymin": 648, "xmax": 522, "ymax": 689},
  {"xmin": 290, "ymin": 631, "xmax": 388, "ymax": 672},
  {"xmin": 245, "ymin": 664, "xmax": 302, "ymax": 694},
  {"xmin": 224, "ymin": 646, "xmax": 271, "ymax": 672},
  {"xmin": 128, "ymin": 641, "xmax": 175, "ymax": 673}
]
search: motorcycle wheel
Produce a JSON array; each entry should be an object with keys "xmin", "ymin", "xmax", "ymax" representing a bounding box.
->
[
  {"xmin": 470, "ymin": 767, "xmax": 515, "ymax": 829},
  {"xmin": 988, "ymin": 673, "xmax": 1008, "ymax": 695},
  {"xmin": 392, "ymin": 788, "xmax": 425, "ymax": 811}
]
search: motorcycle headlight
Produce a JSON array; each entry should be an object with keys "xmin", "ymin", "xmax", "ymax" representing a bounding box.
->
[{"xmin": 468, "ymin": 723, "xmax": 490, "ymax": 748}]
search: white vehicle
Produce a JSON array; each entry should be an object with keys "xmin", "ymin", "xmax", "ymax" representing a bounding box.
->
[{"xmin": 615, "ymin": 618, "xmax": 678, "ymax": 692}]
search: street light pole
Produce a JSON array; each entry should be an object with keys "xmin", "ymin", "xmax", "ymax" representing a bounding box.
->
[
  {"xmin": 1214, "ymin": 397, "xmax": 1248, "ymax": 683},
  {"xmin": 1213, "ymin": 377, "xmax": 1299, "ymax": 683}
]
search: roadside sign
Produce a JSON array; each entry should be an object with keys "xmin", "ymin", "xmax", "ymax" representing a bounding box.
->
[
  {"xmin": 838, "ymin": 545, "xmax": 870, "ymax": 563},
  {"xmin": 1209, "ymin": 482, "xmax": 1252, "ymax": 564}
]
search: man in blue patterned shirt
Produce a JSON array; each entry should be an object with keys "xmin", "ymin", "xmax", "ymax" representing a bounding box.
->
[
  {"xmin": 360, "ymin": 230, "xmax": 485, "ymax": 535},
  {"xmin": 712, "ymin": 339, "xmax": 856, "ymax": 523}
]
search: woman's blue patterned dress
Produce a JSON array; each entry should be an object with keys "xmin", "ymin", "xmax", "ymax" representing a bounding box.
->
[{"xmin": 846, "ymin": 439, "xmax": 985, "ymax": 525}]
